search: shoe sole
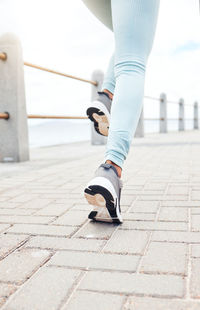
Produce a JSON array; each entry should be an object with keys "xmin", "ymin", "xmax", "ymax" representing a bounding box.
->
[
  {"xmin": 84, "ymin": 177, "xmax": 122, "ymax": 224},
  {"xmin": 86, "ymin": 101, "xmax": 110, "ymax": 137}
]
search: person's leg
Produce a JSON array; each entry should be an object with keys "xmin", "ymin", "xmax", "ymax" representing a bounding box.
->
[{"xmin": 105, "ymin": 0, "xmax": 160, "ymax": 172}]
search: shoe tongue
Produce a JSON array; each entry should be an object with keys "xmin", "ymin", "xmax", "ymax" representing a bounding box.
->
[{"xmin": 100, "ymin": 163, "xmax": 119, "ymax": 177}]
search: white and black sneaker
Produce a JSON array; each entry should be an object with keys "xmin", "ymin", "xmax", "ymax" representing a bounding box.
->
[
  {"xmin": 84, "ymin": 163, "xmax": 123, "ymax": 224},
  {"xmin": 86, "ymin": 91, "xmax": 111, "ymax": 137}
]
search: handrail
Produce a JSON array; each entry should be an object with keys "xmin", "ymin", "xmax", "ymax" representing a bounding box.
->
[
  {"xmin": 0, "ymin": 52, "xmax": 7, "ymax": 61},
  {"xmin": 24, "ymin": 62, "xmax": 97, "ymax": 86},
  {"xmin": 0, "ymin": 51, "xmax": 197, "ymax": 123},
  {"xmin": 144, "ymin": 95, "xmax": 160, "ymax": 101},
  {"xmin": 0, "ymin": 54, "xmax": 195, "ymax": 106},
  {"xmin": 0, "ymin": 112, "xmax": 9, "ymax": 119},
  {"xmin": 28, "ymin": 115, "xmax": 87, "ymax": 119},
  {"xmin": 0, "ymin": 113, "xmax": 195, "ymax": 121}
]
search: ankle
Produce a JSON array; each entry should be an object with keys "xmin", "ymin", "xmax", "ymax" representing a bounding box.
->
[
  {"xmin": 106, "ymin": 160, "xmax": 122, "ymax": 178},
  {"xmin": 102, "ymin": 89, "xmax": 113, "ymax": 101}
]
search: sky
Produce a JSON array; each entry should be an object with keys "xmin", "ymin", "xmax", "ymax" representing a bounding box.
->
[{"xmin": 0, "ymin": 0, "xmax": 200, "ymax": 122}]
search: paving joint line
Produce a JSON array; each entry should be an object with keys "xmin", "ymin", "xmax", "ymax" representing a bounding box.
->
[
  {"xmin": 0, "ymin": 236, "xmax": 31, "ymax": 261},
  {"xmin": 58, "ymin": 271, "xmax": 87, "ymax": 310}
]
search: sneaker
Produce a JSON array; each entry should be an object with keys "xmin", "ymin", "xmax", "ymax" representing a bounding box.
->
[
  {"xmin": 84, "ymin": 163, "xmax": 123, "ymax": 224},
  {"xmin": 86, "ymin": 91, "xmax": 111, "ymax": 136}
]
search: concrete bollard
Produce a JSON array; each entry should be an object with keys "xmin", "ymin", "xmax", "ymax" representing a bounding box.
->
[
  {"xmin": 159, "ymin": 93, "xmax": 167, "ymax": 133},
  {"xmin": 0, "ymin": 33, "xmax": 29, "ymax": 162},
  {"xmin": 178, "ymin": 98, "xmax": 185, "ymax": 131},
  {"xmin": 194, "ymin": 101, "xmax": 199, "ymax": 130},
  {"xmin": 135, "ymin": 108, "xmax": 144, "ymax": 138},
  {"xmin": 90, "ymin": 70, "xmax": 106, "ymax": 145}
]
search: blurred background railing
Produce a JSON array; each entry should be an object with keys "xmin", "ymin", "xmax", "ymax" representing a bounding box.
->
[{"xmin": 0, "ymin": 33, "xmax": 199, "ymax": 162}]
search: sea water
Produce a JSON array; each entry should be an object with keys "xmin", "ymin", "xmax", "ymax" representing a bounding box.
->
[{"xmin": 28, "ymin": 119, "xmax": 194, "ymax": 148}]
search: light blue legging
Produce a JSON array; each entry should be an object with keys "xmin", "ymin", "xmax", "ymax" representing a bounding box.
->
[{"xmin": 82, "ymin": 0, "xmax": 160, "ymax": 168}]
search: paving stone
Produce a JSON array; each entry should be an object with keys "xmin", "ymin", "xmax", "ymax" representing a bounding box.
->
[
  {"xmin": 0, "ymin": 224, "xmax": 10, "ymax": 233},
  {"xmin": 48, "ymin": 250, "xmax": 139, "ymax": 272},
  {"xmin": 130, "ymin": 201, "xmax": 159, "ymax": 213},
  {"xmin": 191, "ymin": 245, "xmax": 200, "ymax": 257},
  {"xmin": 123, "ymin": 189, "xmax": 142, "ymax": 196},
  {"xmin": 0, "ymin": 202, "xmax": 20, "ymax": 209},
  {"xmin": 1, "ymin": 131, "xmax": 200, "ymax": 307},
  {"xmin": 51, "ymin": 210, "xmax": 88, "ymax": 226},
  {"xmin": 121, "ymin": 221, "xmax": 187, "ymax": 231},
  {"xmin": 79, "ymin": 271, "xmax": 184, "ymax": 297},
  {"xmin": 8, "ymin": 194, "xmax": 38, "ymax": 203},
  {"xmin": 152, "ymin": 231, "xmax": 200, "ymax": 243},
  {"xmin": 0, "ymin": 283, "xmax": 17, "ymax": 307},
  {"xmin": 161, "ymin": 201, "xmax": 200, "ymax": 207},
  {"xmin": 158, "ymin": 207, "xmax": 188, "ymax": 222},
  {"xmin": 74, "ymin": 221, "xmax": 118, "ymax": 240},
  {"xmin": 190, "ymin": 258, "xmax": 200, "ymax": 298},
  {"xmin": 0, "ymin": 248, "xmax": 51, "ymax": 284},
  {"xmin": 191, "ymin": 208, "xmax": 200, "ymax": 215},
  {"xmin": 123, "ymin": 185, "xmax": 143, "ymax": 190},
  {"xmin": 0, "ymin": 234, "xmax": 28, "ymax": 259},
  {"xmin": 140, "ymin": 242, "xmax": 187, "ymax": 275},
  {"xmin": 59, "ymin": 182, "xmax": 82, "ymax": 190},
  {"xmin": 191, "ymin": 215, "xmax": 200, "ymax": 232},
  {"xmin": 33, "ymin": 203, "xmax": 71, "ymax": 216},
  {"xmin": 33, "ymin": 193, "xmax": 72, "ymax": 199},
  {"xmin": 0, "ymin": 215, "xmax": 54, "ymax": 225},
  {"xmin": 1, "ymin": 267, "xmax": 81, "ymax": 310},
  {"xmin": 137, "ymin": 195, "xmax": 189, "ymax": 201},
  {"xmin": 0, "ymin": 197, "xmax": 9, "ymax": 202},
  {"xmin": 63, "ymin": 291, "xmax": 125, "ymax": 310},
  {"xmin": 123, "ymin": 213, "xmax": 156, "ymax": 221},
  {"xmin": 103, "ymin": 230, "xmax": 149, "ymax": 254},
  {"xmin": 191, "ymin": 191, "xmax": 200, "ymax": 200},
  {"xmin": 136, "ymin": 195, "xmax": 164, "ymax": 201},
  {"xmin": 144, "ymin": 183, "xmax": 167, "ymax": 190},
  {"xmin": 6, "ymin": 224, "xmax": 77, "ymax": 237},
  {"xmin": 121, "ymin": 195, "xmax": 136, "ymax": 206},
  {"xmin": 71, "ymin": 203, "xmax": 93, "ymax": 211},
  {"xmin": 124, "ymin": 297, "xmax": 200, "ymax": 310},
  {"xmin": 167, "ymin": 186, "xmax": 189, "ymax": 195},
  {"xmin": 19, "ymin": 199, "xmax": 53, "ymax": 209},
  {"xmin": 28, "ymin": 188, "xmax": 73, "ymax": 194},
  {"xmin": 0, "ymin": 189, "xmax": 25, "ymax": 198},
  {"xmin": 0, "ymin": 208, "xmax": 35, "ymax": 215},
  {"xmin": 126, "ymin": 178, "xmax": 146, "ymax": 186},
  {"xmin": 25, "ymin": 236, "xmax": 104, "ymax": 252},
  {"xmin": 141, "ymin": 190, "xmax": 165, "ymax": 196}
]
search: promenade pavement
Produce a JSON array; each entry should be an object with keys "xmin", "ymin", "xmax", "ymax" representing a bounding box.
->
[{"xmin": 0, "ymin": 130, "xmax": 200, "ymax": 309}]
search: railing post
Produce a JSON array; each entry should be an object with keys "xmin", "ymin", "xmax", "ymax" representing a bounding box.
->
[
  {"xmin": 159, "ymin": 93, "xmax": 167, "ymax": 133},
  {"xmin": 90, "ymin": 70, "xmax": 106, "ymax": 145},
  {"xmin": 194, "ymin": 101, "xmax": 199, "ymax": 130},
  {"xmin": 135, "ymin": 108, "xmax": 144, "ymax": 137},
  {"xmin": 179, "ymin": 98, "xmax": 185, "ymax": 131},
  {"xmin": 0, "ymin": 33, "xmax": 29, "ymax": 162}
]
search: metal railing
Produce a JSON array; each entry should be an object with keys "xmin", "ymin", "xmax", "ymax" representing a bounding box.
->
[
  {"xmin": 24, "ymin": 61, "xmax": 97, "ymax": 86},
  {"xmin": 0, "ymin": 33, "xmax": 199, "ymax": 162},
  {"xmin": 0, "ymin": 51, "xmax": 196, "ymax": 122}
]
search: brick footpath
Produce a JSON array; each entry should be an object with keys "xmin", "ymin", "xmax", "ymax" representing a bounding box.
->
[{"xmin": 0, "ymin": 131, "xmax": 200, "ymax": 310}]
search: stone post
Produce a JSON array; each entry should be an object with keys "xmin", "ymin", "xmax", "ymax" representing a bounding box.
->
[
  {"xmin": 90, "ymin": 70, "xmax": 106, "ymax": 145},
  {"xmin": 194, "ymin": 101, "xmax": 199, "ymax": 130},
  {"xmin": 159, "ymin": 93, "xmax": 167, "ymax": 133},
  {"xmin": 0, "ymin": 33, "xmax": 29, "ymax": 162},
  {"xmin": 178, "ymin": 98, "xmax": 185, "ymax": 131}
]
